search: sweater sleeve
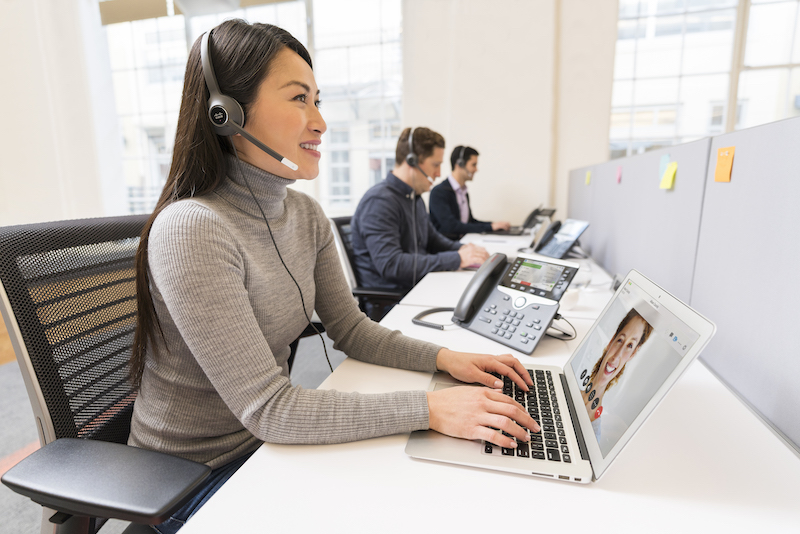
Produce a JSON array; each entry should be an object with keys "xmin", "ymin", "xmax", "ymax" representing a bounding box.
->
[{"xmin": 147, "ymin": 203, "xmax": 435, "ymax": 446}]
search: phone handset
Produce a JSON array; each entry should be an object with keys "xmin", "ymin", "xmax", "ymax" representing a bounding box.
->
[
  {"xmin": 534, "ymin": 220, "xmax": 562, "ymax": 252},
  {"xmin": 452, "ymin": 253, "xmax": 508, "ymax": 325}
]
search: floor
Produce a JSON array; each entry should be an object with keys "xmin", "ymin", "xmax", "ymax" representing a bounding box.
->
[{"xmin": 0, "ymin": 316, "xmax": 346, "ymax": 533}]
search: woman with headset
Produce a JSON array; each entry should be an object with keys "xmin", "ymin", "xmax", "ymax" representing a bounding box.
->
[{"xmin": 130, "ymin": 20, "xmax": 538, "ymax": 532}]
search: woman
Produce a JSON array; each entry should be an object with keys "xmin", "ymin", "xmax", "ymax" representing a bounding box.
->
[
  {"xmin": 581, "ymin": 308, "xmax": 653, "ymax": 440},
  {"xmin": 129, "ymin": 20, "xmax": 538, "ymax": 532}
]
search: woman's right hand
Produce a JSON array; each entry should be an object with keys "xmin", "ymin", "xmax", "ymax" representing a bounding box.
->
[{"xmin": 426, "ymin": 386, "xmax": 540, "ymax": 449}]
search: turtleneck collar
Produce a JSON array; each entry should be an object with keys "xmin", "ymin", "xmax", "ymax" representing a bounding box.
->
[{"xmin": 212, "ymin": 154, "xmax": 297, "ymax": 220}]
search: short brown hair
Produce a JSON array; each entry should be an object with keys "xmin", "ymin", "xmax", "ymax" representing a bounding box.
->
[{"xmin": 396, "ymin": 127, "xmax": 445, "ymax": 165}]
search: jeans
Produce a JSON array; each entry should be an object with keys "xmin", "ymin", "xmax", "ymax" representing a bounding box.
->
[{"xmin": 150, "ymin": 450, "xmax": 256, "ymax": 534}]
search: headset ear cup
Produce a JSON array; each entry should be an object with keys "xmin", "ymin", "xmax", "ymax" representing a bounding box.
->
[
  {"xmin": 406, "ymin": 153, "xmax": 418, "ymax": 167},
  {"xmin": 456, "ymin": 158, "xmax": 465, "ymax": 168},
  {"xmin": 208, "ymin": 93, "xmax": 245, "ymax": 136}
]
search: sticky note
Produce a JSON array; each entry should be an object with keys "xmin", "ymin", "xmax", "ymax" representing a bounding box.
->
[
  {"xmin": 660, "ymin": 161, "xmax": 677, "ymax": 190},
  {"xmin": 714, "ymin": 146, "xmax": 735, "ymax": 182},
  {"xmin": 616, "ymin": 166, "xmax": 622, "ymax": 184},
  {"xmin": 659, "ymin": 154, "xmax": 671, "ymax": 180},
  {"xmin": 585, "ymin": 170, "xmax": 591, "ymax": 185}
]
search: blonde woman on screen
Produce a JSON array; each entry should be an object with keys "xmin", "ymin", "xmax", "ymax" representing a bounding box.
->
[{"xmin": 581, "ymin": 308, "xmax": 653, "ymax": 440}]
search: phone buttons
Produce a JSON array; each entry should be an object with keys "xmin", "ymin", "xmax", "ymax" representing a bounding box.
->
[{"xmin": 514, "ymin": 296, "xmax": 527, "ymax": 308}]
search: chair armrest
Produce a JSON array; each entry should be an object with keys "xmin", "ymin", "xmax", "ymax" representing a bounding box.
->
[
  {"xmin": 1, "ymin": 438, "xmax": 211, "ymax": 525},
  {"xmin": 352, "ymin": 287, "xmax": 406, "ymax": 301}
]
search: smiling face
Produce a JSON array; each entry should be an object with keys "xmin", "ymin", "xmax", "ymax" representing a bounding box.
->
[
  {"xmin": 232, "ymin": 48, "xmax": 327, "ymax": 180},
  {"xmin": 595, "ymin": 317, "xmax": 647, "ymax": 390}
]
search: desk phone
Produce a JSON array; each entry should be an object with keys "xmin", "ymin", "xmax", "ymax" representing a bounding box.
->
[{"xmin": 452, "ymin": 253, "xmax": 579, "ymax": 354}]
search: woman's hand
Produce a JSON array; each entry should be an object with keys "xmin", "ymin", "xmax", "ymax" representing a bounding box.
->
[
  {"xmin": 436, "ymin": 348, "xmax": 533, "ymax": 392},
  {"xmin": 427, "ymin": 386, "xmax": 540, "ymax": 449}
]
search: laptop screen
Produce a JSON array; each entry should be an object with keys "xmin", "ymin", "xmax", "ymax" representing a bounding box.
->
[{"xmin": 568, "ymin": 278, "xmax": 701, "ymax": 457}]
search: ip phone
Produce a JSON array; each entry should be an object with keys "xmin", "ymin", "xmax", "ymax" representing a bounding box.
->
[{"xmin": 451, "ymin": 252, "xmax": 580, "ymax": 354}]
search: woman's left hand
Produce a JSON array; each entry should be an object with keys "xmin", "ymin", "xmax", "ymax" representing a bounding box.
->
[{"xmin": 436, "ymin": 348, "xmax": 533, "ymax": 392}]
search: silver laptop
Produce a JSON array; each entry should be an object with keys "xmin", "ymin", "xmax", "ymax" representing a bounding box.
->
[{"xmin": 406, "ymin": 270, "xmax": 716, "ymax": 483}]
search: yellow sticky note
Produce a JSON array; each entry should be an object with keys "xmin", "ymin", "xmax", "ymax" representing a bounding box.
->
[
  {"xmin": 585, "ymin": 170, "xmax": 592, "ymax": 185},
  {"xmin": 714, "ymin": 146, "xmax": 735, "ymax": 182},
  {"xmin": 660, "ymin": 161, "xmax": 677, "ymax": 190}
]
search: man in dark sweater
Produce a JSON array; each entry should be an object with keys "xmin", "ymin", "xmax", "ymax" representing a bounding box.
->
[
  {"xmin": 429, "ymin": 146, "xmax": 511, "ymax": 240},
  {"xmin": 351, "ymin": 127, "xmax": 489, "ymax": 294}
]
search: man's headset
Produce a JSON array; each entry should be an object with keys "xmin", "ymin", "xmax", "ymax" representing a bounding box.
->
[
  {"xmin": 200, "ymin": 30, "xmax": 332, "ymax": 371},
  {"xmin": 200, "ymin": 31, "xmax": 298, "ymax": 171},
  {"xmin": 455, "ymin": 145, "xmax": 474, "ymax": 178},
  {"xmin": 405, "ymin": 127, "xmax": 433, "ymax": 185},
  {"xmin": 455, "ymin": 145, "xmax": 467, "ymax": 168}
]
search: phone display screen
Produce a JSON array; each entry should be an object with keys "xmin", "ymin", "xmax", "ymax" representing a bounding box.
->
[
  {"xmin": 500, "ymin": 257, "xmax": 578, "ymax": 302},
  {"xmin": 510, "ymin": 261, "xmax": 564, "ymax": 291}
]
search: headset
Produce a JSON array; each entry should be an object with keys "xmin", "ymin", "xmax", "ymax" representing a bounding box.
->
[
  {"xmin": 404, "ymin": 128, "xmax": 423, "ymax": 287},
  {"xmin": 200, "ymin": 30, "xmax": 331, "ymax": 371},
  {"xmin": 200, "ymin": 31, "xmax": 298, "ymax": 171},
  {"xmin": 455, "ymin": 145, "xmax": 467, "ymax": 168},
  {"xmin": 455, "ymin": 145, "xmax": 474, "ymax": 178}
]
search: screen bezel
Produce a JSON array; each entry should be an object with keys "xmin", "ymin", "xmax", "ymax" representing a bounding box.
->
[{"xmin": 563, "ymin": 270, "xmax": 716, "ymax": 480}]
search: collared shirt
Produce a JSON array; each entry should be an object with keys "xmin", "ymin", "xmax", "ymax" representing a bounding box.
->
[{"xmin": 447, "ymin": 175, "xmax": 470, "ymax": 224}]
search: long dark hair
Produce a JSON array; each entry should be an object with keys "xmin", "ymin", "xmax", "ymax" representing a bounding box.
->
[{"xmin": 131, "ymin": 20, "xmax": 312, "ymax": 385}]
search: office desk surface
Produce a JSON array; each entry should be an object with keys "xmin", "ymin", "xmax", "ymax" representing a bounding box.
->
[{"xmin": 182, "ymin": 304, "xmax": 800, "ymax": 532}]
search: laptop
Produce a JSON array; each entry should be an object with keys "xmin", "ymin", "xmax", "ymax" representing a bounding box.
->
[
  {"xmin": 406, "ymin": 269, "xmax": 716, "ymax": 483},
  {"xmin": 493, "ymin": 207, "xmax": 556, "ymax": 236}
]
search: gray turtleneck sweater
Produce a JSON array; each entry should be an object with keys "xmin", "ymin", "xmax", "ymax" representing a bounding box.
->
[{"xmin": 129, "ymin": 157, "xmax": 440, "ymax": 469}]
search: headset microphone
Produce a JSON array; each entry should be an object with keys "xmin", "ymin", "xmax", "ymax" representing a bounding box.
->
[
  {"xmin": 405, "ymin": 127, "xmax": 433, "ymax": 184},
  {"xmin": 201, "ymin": 32, "xmax": 298, "ymax": 171}
]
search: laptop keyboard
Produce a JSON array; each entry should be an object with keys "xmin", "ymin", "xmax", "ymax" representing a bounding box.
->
[{"xmin": 483, "ymin": 370, "xmax": 571, "ymax": 463}]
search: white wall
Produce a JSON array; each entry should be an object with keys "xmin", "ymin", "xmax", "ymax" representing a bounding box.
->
[
  {"xmin": 403, "ymin": 0, "xmax": 616, "ymax": 222},
  {"xmin": 0, "ymin": 0, "xmax": 126, "ymax": 227}
]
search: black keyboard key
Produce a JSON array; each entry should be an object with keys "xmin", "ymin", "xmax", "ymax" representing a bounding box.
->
[
  {"xmin": 545, "ymin": 440, "xmax": 558, "ymax": 448},
  {"xmin": 543, "ymin": 425, "xmax": 554, "ymax": 432},
  {"xmin": 484, "ymin": 442, "xmax": 493, "ymax": 454},
  {"xmin": 547, "ymin": 448, "xmax": 561, "ymax": 462},
  {"xmin": 557, "ymin": 429, "xmax": 565, "ymax": 437},
  {"xmin": 561, "ymin": 445, "xmax": 569, "ymax": 454},
  {"xmin": 517, "ymin": 443, "xmax": 530, "ymax": 458},
  {"xmin": 532, "ymin": 450, "xmax": 545, "ymax": 460},
  {"xmin": 563, "ymin": 454, "xmax": 571, "ymax": 463},
  {"xmin": 531, "ymin": 442, "xmax": 544, "ymax": 451},
  {"xmin": 530, "ymin": 434, "xmax": 543, "ymax": 442},
  {"xmin": 544, "ymin": 432, "xmax": 556, "ymax": 440},
  {"xmin": 502, "ymin": 447, "xmax": 515, "ymax": 456},
  {"xmin": 559, "ymin": 437, "xmax": 567, "ymax": 445}
]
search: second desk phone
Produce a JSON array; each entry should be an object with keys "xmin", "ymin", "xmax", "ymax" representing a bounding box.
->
[{"xmin": 452, "ymin": 253, "xmax": 579, "ymax": 354}]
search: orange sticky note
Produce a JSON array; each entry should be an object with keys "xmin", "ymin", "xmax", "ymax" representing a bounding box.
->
[
  {"xmin": 585, "ymin": 170, "xmax": 592, "ymax": 185},
  {"xmin": 715, "ymin": 146, "xmax": 735, "ymax": 182},
  {"xmin": 660, "ymin": 161, "xmax": 677, "ymax": 190}
]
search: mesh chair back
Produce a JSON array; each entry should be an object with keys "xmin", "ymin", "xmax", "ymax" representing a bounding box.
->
[
  {"xmin": 0, "ymin": 216, "xmax": 149, "ymax": 446},
  {"xmin": 331, "ymin": 216, "xmax": 360, "ymax": 287},
  {"xmin": 330, "ymin": 216, "xmax": 360, "ymax": 289}
]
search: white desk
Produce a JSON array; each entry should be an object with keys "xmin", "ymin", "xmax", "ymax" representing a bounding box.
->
[{"xmin": 181, "ymin": 273, "xmax": 800, "ymax": 533}]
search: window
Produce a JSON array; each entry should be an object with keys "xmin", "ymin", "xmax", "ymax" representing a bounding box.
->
[
  {"xmin": 611, "ymin": 0, "xmax": 800, "ymax": 158},
  {"xmin": 104, "ymin": 0, "xmax": 402, "ymax": 216},
  {"xmin": 610, "ymin": 0, "xmax": 738, "ymax": 158}
]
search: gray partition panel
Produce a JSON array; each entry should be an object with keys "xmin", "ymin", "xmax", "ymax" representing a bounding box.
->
[
  {"xmin": 691, "ymin": 117, "xmax": 800, "ymax": 454},
  {"xmin": 569, "ymin": 139, "xmax": 711, "ymax": 302}
]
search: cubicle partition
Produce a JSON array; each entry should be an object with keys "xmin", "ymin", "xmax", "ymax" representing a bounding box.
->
[
  {"xmin": 568, "ymin": 116, "xmax": 800, "ymax": 457},
  {"xmin": 690, "ymin": 117, "xmax": 800, "ymax": 454},
  {"xmin": 568, "ymin": 139, "xmax": 710, "ymax": 303}
]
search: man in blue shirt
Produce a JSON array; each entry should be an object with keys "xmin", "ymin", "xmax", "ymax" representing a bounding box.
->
[
  {"xmin": 429, "ymin": 146, "xmax": 511, "ymax": 240},
  {"xmin": 351, "ymin": 127, "xmax": 489, "ymax": 296}
]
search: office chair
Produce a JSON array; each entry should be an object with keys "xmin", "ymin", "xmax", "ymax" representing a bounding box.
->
[
  {"xmin": 0, "ymin": 216, "xmax": 211, "ymax": 534},
  {"xmin": 330, "ymin": 217, "xmax": 406, "ymax": 321}
]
